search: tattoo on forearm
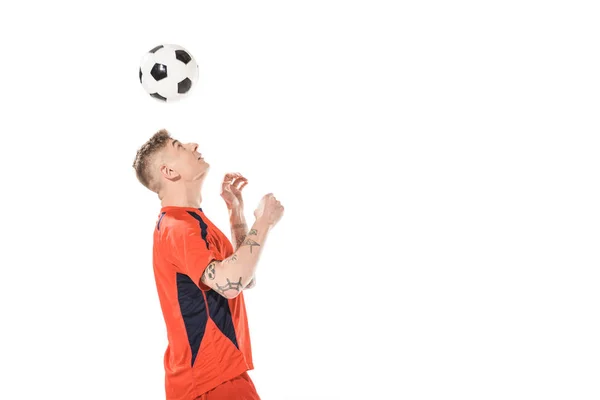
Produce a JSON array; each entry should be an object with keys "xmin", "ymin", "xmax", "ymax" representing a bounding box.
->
[
  {"xmin": 215, "ymin": 277, "xmax": 243, "ymax": 296},
  {"xmin": 225, "ymin": 254, "xmax": 238, "ymax": 263},
  {"xmin": 236, "ymin": 235, "xmax": 246, "ymax": 249},
  {"xmin": 241, "ymin": 238, "xmax": 260, "ymax": 253},
  {"xmin": 232, "ymin": 223, "xmax": 248, "ymax": 250},
  {"xmin": 248, "ymin": 229, "xmax": 257, "ymax": 236}
]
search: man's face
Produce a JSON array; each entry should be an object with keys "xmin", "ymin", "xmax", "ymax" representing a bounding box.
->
[{"xmin": 160, "ymin": 138, "xmax": 210, "ymax": 182}]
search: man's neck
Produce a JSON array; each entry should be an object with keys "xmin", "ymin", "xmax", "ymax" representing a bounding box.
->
[{"xmin": 160, "ymin": 188, "xmax": 203, "ymax": 209}]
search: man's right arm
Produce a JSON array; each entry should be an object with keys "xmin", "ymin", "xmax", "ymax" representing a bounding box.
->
[{"xmin": 200, "ymin": 217, "xmax": 271, "ymax": 299}]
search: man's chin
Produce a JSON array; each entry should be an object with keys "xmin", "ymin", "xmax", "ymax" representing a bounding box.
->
[{"xmin": 194, "ymin": 167, "xmax": 210, "ymax": 181}]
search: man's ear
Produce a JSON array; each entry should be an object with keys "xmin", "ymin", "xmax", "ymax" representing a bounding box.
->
[{"xmin": 160, "ymin": 164, "xmax": 181, "ymax": 182}]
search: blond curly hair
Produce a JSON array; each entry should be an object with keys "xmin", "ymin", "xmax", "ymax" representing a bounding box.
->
[{"xmin": 132, "ymin": 129, "xmax": 172, "ymax": 193}]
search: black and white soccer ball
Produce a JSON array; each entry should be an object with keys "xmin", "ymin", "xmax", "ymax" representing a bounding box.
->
[{"xmin": 139, "ymin": 44, "xmax": 199, "ymax": 102}]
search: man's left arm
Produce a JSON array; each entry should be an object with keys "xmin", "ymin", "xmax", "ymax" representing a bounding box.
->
[{"xmin": 229, "ymin": 207, "xmax": 256, "ymax": 289}]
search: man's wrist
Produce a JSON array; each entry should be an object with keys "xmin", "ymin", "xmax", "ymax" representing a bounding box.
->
[
  {"xmin": 229, "ymin": 206, "xmax": 245, "ymax": 225},
  {"xmin": 253, "ymin": 217, "xmax": 271, "ymax": 232}
]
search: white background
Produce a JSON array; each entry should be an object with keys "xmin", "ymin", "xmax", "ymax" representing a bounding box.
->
[{"xmin": 1, "ymin": 1, "xmax": 599, "ymax": 399}]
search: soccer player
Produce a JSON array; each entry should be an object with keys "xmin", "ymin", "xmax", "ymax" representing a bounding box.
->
[{"xmin": 132, "ymin": 129, "xmax": 284, "ymax": 399}]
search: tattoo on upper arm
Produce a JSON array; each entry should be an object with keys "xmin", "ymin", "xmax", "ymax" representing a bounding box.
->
[
  {"xmin": 245, "ymin": 277, "xmax": 256, "ymax": 289},
  {"xmin": 203, "ymin": 261, "xmax": 217, "ymax": 282},
  {"xmin": 241, "ymin": 238, "xmax": 260, "ymax": 253}
]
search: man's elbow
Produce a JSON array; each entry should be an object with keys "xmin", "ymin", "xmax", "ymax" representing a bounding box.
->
[
  {"xmin": 212, "ymin": 281, "xmax": 245, "ymax": 300},
  {"xmin": 218, "ymin": 277, "xmax": 254, "ymax": 299},
  {"xmin": 245, "ymin": 278, "xmax": 256, "ymax": 290}
]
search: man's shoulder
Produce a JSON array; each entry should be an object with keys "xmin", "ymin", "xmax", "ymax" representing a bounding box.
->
[
  {"xmin": 154, "ymin": 211, "xmax": 201, "ymax": 245},
  {"xmin": 159, "ymin": 208, "xmax": 200, "ymax": 227}
]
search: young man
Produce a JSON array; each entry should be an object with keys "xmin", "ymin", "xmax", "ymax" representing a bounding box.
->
[{"xmin": 132, "ymin": 129, "xmax": 284, "ymax": 400}]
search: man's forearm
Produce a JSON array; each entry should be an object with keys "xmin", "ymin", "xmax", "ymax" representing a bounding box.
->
[
  {"xmin": 229, "ymin": 206, "xmax": 256, "ymax": 288},
  {"xmin": 229, "ymin": 207, "xmax": 248, "ymax": 250},
  {"xmin": 203, "ymin": 218, "xmax": 269, "ymax": 297}
]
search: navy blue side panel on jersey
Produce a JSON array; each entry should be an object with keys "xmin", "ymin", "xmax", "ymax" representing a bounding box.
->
[
  {"xmin": 206, "ymin": 290, "xmax": 239, "ymax": 349},
  {"xmin": 177, "ymin": 273, "xmax": 208, "ymax": 367},
  {"xmin": 187, "ymin": 211, "xmax": 209, "ymax": 250},
  {"xmin": 156, "ymin": 212, "xmax": 166, "ymax": 231}
]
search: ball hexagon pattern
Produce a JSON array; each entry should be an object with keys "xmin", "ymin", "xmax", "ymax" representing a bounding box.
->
[{"xmin": 139, "ymin": 44, "xmax": 199, "ymax": 102}]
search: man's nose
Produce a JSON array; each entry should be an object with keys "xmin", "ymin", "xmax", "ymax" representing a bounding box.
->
[{"xmin": 187, "ymin": 142, "xmax": 199, "ymax": 151}]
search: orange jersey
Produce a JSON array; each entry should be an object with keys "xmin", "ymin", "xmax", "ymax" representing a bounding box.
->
[{"xmin": 152, "ymin": 206, "xmax": 254, "ymax": 400}]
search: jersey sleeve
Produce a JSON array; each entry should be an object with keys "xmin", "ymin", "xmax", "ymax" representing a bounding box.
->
[{"xmin": 168, "ymin": 218, "xmax": 218, "ymax": 290}]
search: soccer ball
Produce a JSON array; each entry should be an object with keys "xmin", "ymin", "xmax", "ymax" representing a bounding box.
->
[{"xmin": 139, "ymin": 44, "xmax": 199, "ymax": 102}]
